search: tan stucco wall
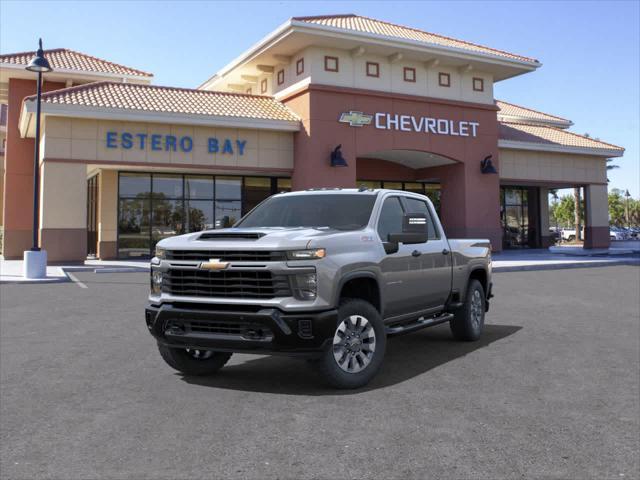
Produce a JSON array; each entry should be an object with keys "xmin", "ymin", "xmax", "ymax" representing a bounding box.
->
[
  {"xmin": 98, "ymin": 169, "xmax": 118, "ymax": 243},
  {"xmin": 585, "ymin": 184, "xmax": 609, "ymax": 228},
  {"xmin": 42, "ymin": 117, "xmax": 294, "ymax": 170},
  {"xmin": 272, "ymin": 46, "xmax": 494, "ymax": 104},
  {"xmin": 40, "ymin": 161, "xmax": 86, "ymax": 229},
  {"xmin": 499, "ymin": 149, "xmax": 607, "ymax": 184}
]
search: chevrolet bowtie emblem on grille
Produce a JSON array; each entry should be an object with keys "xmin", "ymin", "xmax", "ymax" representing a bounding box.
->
[
  {"xmin": 339, "ymin": 111, "xmax": 373, "ymax": 127},
  {"xmin": 199, "ymin": 258, "xmax": 229, "ymax": 271}
]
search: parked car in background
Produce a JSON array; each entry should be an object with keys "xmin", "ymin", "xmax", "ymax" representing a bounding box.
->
[
  {"xmin": 610, "ymin": 227, "xmax": 628, "ymax": 241},
  {"xmin": 561, "ymin": 228, "xmax": 584, "ymax": 242}
]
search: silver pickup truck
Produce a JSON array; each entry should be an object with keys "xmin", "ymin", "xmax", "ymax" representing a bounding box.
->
[{"xmin": 145, "ymin": 188, "xmax": 493, "ymax": 389}]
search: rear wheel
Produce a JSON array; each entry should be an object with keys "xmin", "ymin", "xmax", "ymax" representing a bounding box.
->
[
  {"xmin": 158, "ymin": 344, "xmax": 232, "ymax": 376},
  {"xmin": 313, "ymin": 298, "xmax": 386, "ymax": 389},
  {"xmin": 450, "ymin": 279, "xmax": 485, "ymax": 341}
]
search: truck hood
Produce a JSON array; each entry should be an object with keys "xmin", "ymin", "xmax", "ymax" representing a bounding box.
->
[{"xmin": 157, "ymin": 227, "xmax": 349, "ymax": 251}]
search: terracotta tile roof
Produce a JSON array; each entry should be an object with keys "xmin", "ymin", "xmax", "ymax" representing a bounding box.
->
[
  {"xmin": 499, "ymin": 122, "xmax": 624, "ymax": 153},
  {"xmin": 0, "ymin": 48, "xmax": 152, "ymax": 78},
  {"xmin": 293, "ymin": 14, "xmax": 538, "ymax": 64},
  {"xmin": 496, "ymin": 100, "xmax": 571, "ymax": 126},
  {"xmin": 27, "ymin": 81, "xmax": 299, "ymax": 122}
]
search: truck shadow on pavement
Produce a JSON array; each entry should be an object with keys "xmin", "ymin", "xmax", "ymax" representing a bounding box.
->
[{"xmin": 180, "ymin": 323, "xmax": 522, "ymax": 395}]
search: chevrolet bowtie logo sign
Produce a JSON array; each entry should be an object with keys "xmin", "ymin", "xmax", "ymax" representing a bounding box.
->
[
  {"xmin": 199, "ymin": 259, "xmax": 229, "ymax": 271},
  {"xmin": 339, "ymin": 111, "xmax": 373, "ymax": 127}
]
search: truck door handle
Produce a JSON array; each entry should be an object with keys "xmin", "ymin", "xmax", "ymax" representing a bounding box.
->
[
  {"xmin": 411, "ymin": 250, "xmax": 421, "ymax": 257},
  {"xmin": 442, "ymin": 249, "xmax": 450, "ymax": 255}
]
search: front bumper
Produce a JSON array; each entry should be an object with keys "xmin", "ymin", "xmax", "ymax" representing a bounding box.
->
[{"xmin": 145, "ymin": 303, "xmax": 338, "ymax": 358}]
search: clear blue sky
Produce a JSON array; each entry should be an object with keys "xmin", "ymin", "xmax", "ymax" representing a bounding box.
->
[{"xmin": 1, "ymin": 0, "xmax": 638, "ymax": 197}]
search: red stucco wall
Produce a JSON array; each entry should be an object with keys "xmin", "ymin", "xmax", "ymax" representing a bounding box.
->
[
  {"xmin": 283, "ymin": 84, "xmax": 503, "ymax": 250},
  {"xmin": 2, "ymin": 78, "xmax": 66, "ymax": 259}
]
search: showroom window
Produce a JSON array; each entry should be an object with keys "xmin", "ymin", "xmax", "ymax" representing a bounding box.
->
[{"xmin": 117, "ymin": 173, "xmax": 290, "ymax": 258}]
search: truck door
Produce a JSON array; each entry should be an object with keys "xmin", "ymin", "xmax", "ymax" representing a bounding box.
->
[
  {"xmin": 377, "ymin": 196, "xmax": 433, "ymax": 318},
  {"xmin": 401, "ymin": 196, "xmax": 452, "ymax": 309}
]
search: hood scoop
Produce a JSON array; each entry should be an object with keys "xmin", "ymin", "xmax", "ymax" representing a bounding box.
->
[{"xmin": 197, "ymin": 232, "xmax": 265, "ymax": 241}]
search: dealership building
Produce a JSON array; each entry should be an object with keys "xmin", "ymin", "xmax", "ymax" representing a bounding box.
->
[{"xmin": 0, "ymin": 14, "xmax": 624, "ymax": 261}]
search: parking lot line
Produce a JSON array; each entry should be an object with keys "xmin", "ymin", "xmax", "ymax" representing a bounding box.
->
[{"xmin": 66, "ymin": 272, "xmax": 88, "ymax": 289}]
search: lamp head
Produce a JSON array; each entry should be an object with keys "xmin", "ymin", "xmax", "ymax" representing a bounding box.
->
[
  {"xmin": 26, "ymin": 39, "xmax": 53, "ymax": 73},
  {"xmin": 480, "ymin": 155, "xmax": 498, "ymax": 174},
  {"xmin": 330, "ymin": 144, "xmax": 348, "ymax": 167}
]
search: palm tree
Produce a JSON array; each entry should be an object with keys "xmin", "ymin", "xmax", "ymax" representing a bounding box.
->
[{"xmin": 606, "ymin": 158, "xmax": 619, "ymax": 182}]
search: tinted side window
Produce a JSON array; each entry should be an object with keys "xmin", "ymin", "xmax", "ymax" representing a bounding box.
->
[
  {"xmin": 377, "ymin": 197, "xmax": 404, "ymax": 241},
  {"xmin": 403, "ymin": 197, "xmax": 440, "ymax": 240}
]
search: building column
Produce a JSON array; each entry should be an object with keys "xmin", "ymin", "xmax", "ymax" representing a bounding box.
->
[
  {"xmin": 584, "ymin": 184, "xmax": 610, "ymax": 249},
  {"xmin": 539, "ymin": 187, "xmax": 553, "ymax": 247},
  {"xmin": 98, "ymin": 170, "xmax": 118, "ymax": 259},
  {"xmin": 1, "ymin": 78, "xmax": 66, "ymax": 259},
  {"xmin": 39, "ymin": 161, "xmax": 87, "ymax": 262},
  {"xmin": 421, "ymin": 161, "xmax": 502, "ymax": 251}
]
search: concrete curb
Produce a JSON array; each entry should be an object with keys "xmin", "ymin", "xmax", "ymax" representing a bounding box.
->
[{"xmin": 493, "ymin": 259, "xmax": 640, "ymax": 273}]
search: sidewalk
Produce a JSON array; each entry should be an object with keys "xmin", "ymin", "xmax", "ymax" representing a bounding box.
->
[
  {"xmin": 0, "ymin": 258, "xmax": 149, "ymax": 284},
  {"xmin": 492, "ymin": 249, "xmax": 639, "ymax": 272}
]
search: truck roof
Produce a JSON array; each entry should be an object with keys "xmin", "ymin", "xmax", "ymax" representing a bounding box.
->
[{"xmin": 278, "ymin": 188, "xmax": 408, "ymax": 196}]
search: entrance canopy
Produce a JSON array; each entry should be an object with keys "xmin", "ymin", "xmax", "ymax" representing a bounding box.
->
[{"xmin": 358, "ymin": 149, "xmax": 456, "ymax": 169}]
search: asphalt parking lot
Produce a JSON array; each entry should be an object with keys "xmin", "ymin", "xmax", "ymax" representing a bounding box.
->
[{"xmin": 1, "ymin": 266, "xmax": 638, "ymax": 479}]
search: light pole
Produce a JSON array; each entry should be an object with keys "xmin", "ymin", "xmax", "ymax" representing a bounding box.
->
[{"xmin": 23, "ymin": 39, "xmax": 52, "ymax": 279}]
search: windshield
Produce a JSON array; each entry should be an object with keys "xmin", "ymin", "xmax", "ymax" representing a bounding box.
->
[{"xmin": 236, "ymin": 194, "xmax": 377, "ymax": 230}]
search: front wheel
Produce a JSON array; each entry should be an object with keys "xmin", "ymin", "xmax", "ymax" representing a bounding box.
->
[
  {"xmin": 313, "ymin": 298, "xmax": 386, "ymax": 389},
  {"xmin": 158, "ymin": 344, "xmax": 232, "ymax": 376},
  {"xmin": 450, "ymin": 279, "xmax": 485, "ymax": 341}
]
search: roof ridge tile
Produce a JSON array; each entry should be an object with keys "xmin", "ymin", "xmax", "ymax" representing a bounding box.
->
[
  {"xmin": 295, "ymin": 14, "xmax": 538, "ymax": 64},
  {"xmin": 496, "ymin": 99, "xmax": 571, "ymax": 123}
]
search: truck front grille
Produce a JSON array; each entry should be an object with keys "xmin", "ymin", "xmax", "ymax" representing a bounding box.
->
[
  {"xmin": 166, "ymin": 250, "xmax": 286, "ymax": 262},
  {"xmin": 162, "ymin": 270, "xmax": 292, "ymax": 299}
]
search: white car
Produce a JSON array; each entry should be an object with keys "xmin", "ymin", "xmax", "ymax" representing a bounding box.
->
[{"xmin": 610, "ymin": 228, "xmax": 627, "ymax": 241}]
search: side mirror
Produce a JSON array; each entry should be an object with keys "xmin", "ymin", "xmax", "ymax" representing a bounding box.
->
[{"xmin": 388, "ymin": 213, "xmax": 428, "ymax": 245}]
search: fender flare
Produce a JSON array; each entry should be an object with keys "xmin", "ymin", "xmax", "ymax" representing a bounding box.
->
[{"xmin": 335, "ymin": 270, "xmax": 384, "ymax": 316}]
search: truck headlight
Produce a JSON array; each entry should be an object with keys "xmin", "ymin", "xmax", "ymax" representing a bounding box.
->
[
  {"xmin": 151, "ymin": 247, "xmax": 166, "ymax": 266},
  {"xmin": 150, "ymin": 270, "xmax": 163, "ymax": 295},
  {"xmin": 292, "ymin": 273, "xmax": 317, "ymax": 300},
  {"xmin": 287, "ymin": 248, "xmax": 326, "ymax": 260}
]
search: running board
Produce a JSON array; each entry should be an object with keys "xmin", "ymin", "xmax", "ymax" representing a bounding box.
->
[{"xmin": 385, "ymin": 313, "xmax": 454, "ymax": 337}]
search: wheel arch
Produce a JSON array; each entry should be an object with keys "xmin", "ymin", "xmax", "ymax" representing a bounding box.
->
[
  {"xmin": 337, "ymin": 272, "xmax": 383, "ymax": 316},
  {"xmin": 468, "ymin": 267, "xmax": 488, "ymax": 296}
]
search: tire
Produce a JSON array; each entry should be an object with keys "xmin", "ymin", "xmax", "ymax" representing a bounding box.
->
[
  {"xmin": 157, "ymin": 344, "xmax": 232, "ymax": 376},
  {"xmin": 567, "ymin": 235, "xmax": 575, "ymax": 242},
  {"xmin": 450, "ymin": 279, "xmax": 485, "ymax": 342},
  {"xmin": 313, "ymin": 298, "xmax": 386, "ymax": 389}
]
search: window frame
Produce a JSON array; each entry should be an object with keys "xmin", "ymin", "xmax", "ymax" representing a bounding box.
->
[
  {"xmin": 324, "ymin": 55, "xmax": 339, "ymax": 72},
  {"xmin": 400, "ymin": 196, "xmax": 442, "ymax": 241},
  {"xmin": 277, "ymin": 69, "xmax": 284, "ymax": 85},
  {"xmin": 260, "ymin": 78, "xmax": 268, "ymax": 94},
  {"xmin": 366, "ymin": 61, "xmax": 380, "ymax": 78},
  {"xmin": 472, "ymin": 77, "xmax": 484, "ymax": 92},
  {"xmin": 438, "ymin": 72, "xmax": 451, "ymax": 87},
  {"xmin": 375, "ymin": 195, "xmax": 405, "ymax": 243},
  {"xmin": 296, "ymin": 58, "xmax": 304, "ymax": 75},
  {"xmin": 403, "ymin": 67, "xmax": 416, "ymax": 83}
]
